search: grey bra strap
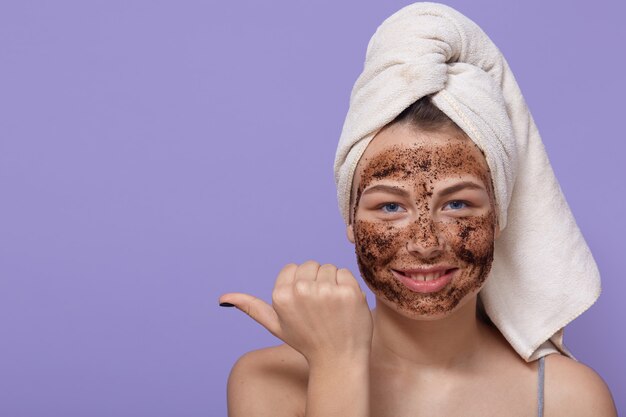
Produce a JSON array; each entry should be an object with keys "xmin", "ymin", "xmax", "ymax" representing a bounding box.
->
[{"xmin": 538, "ymin": 356, "xmax": 545, "ymax": 417}]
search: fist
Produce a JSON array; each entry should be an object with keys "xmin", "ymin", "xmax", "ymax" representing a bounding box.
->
[{"xmin": 219, "ymin": 261, "xmax": 373, "ymax": 364}]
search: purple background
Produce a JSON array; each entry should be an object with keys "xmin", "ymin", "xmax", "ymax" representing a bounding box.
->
[{"xmin": 1, "ymin": 0, "xmax": 624, "ymax": 415}]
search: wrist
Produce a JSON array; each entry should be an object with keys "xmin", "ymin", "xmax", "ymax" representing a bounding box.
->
[
  {"xmin": 305, "ymin": 352, "xmax": 371, "ymax": 417},
  {"xmin": 307, "ymin": 349, "xmax": 371, "ymax": 370}
]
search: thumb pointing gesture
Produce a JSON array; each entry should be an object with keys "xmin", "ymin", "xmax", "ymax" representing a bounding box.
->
[
  {"xmin": 220, "ymin": 262, "xmax": 372, "ymax": 363},
  {"xmin": 219, "ymin": 293, "xmax": 282, "ymax": 339}
]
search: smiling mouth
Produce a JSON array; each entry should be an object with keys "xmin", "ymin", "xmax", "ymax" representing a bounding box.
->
[{"xmin": 392, "ymin": 268, "xmax": 458, "ymax": 282}]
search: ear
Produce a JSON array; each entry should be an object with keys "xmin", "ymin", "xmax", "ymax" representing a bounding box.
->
[{"xmin": 346, "ymin": 223, "xmax": 355, "ymax": 244}]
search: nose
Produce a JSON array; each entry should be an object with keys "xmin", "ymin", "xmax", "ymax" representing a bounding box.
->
[{"xmin": 406, "ymin": 220, "xmax": 443, "ymax": 259}]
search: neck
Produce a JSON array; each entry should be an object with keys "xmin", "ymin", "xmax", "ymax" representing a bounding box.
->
[{"xmin": 371, "ymin": 296, "xmax": 489, "ymax": 370}]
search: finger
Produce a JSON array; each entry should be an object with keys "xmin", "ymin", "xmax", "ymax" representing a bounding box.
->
[
  {"xmin": 336, "ymin": 268, "xmax": 361, "ymax": 290},
  {"xmin": 316, "ymin": 263, "xmax": 338, "ymax": 284},
  {"xmin": 274, "ymin": 263, "xmax": 298, "ymax": 288},
  {"xmin": 219, "ymin": 293, "xmax": 282, "ymax": 338},
  {"xmin": 294, "ymin": 260, "xmax": 320, "ymax": 281}
]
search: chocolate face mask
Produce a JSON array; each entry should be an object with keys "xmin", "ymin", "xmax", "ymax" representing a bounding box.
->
[{"xmin": 351, "ymin": 128, "xmax": 498, "ymax": 318}]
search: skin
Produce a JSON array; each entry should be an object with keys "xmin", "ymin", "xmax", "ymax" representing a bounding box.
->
[
  {"xmin": 220, "ymin": 122, "xmax": 618, "ymax": 417},
  {"xmin": 348, "ymin": 127, "xmax": 498, "ymax": 320}
]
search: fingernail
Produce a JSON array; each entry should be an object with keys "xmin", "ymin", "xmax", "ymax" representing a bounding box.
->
[{"xmin": 220, "ymin": 302, "xmax": 235, "ymax": 307}]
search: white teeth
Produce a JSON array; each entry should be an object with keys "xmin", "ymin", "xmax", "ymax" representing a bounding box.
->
[{"xmin": 408, "ymin": 271, "xmax": 445, "ymax": 281}]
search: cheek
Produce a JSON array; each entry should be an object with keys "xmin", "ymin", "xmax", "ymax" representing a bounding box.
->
[
  {"xmin": 439, "ymin": 213, "xmax": 496, "ymax": 266},
  {"xmin": 353, "ymin": 220, "xmax": 405, "ymax": 266}
]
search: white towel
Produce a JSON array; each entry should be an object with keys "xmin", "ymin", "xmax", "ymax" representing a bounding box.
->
[{"xmin": 333, "ymin": 2, "xmax": 601, "ymax": 361}]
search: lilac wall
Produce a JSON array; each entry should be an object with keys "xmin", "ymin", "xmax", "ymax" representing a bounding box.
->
[{"xmin": 1, "ymin": 0, "xmax": 623, "ymax": 415}]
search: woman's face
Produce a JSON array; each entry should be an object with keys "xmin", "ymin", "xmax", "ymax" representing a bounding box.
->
[{"xmin": 347, "ymin": 122, "xmax": 499, "ymax": 320}]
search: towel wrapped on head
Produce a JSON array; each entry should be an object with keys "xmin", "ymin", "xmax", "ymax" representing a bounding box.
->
[{"xmin": 333, "ymin": 1, "xmax": 601, "ymax": 362}]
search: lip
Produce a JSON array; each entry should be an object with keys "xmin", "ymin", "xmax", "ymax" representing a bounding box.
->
[
  {"xmin": 391, "ymin": 267, "xmax": 458, "ymax": 293},
  {"xmin": 395, "ymin": 265, "xmax": 456, "ymax": 275}
]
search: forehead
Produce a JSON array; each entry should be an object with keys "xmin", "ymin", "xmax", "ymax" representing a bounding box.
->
[{"xmin": 353, "ymin": 122, "xmax": 491, "ymax": 191}]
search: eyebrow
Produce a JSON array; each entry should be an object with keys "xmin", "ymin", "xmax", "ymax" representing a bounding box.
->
[
  {"xmin": 438, "ymin": 181, "xmax": 485, "ymax": 197},
  {"xmin": 361, "ymin": 181, "xmax": 485, "ymax": 198},
  {"xmin": 361, "ymin": 184, "xmax": 410, "ymax": 197}
]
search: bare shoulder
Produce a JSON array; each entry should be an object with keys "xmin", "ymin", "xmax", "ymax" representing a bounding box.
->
[
  {"xmin": 227, "ymin": 343, "xmax": 308, "ymax": 417},
  {"xmin": 544, "ymin": 353, "xmax": 617, "ymax": 417}
]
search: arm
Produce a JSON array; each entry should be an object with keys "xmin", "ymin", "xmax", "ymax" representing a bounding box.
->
[
  {"xmin": 305, "ymin": 354, "xmax": 370, "ymax": 417},
  {"xmin": 226, "ymin": 348, "xmax": 370, "ymax": 417},
  {"xmin": 221, "ymin": 261, "xmax": 373, "ymax": 417}
]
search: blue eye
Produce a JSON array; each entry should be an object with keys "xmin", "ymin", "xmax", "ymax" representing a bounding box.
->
[
  {"xmin": 381, "ymin": 203, "xmax": 403, "ymax": 213},
  {"xmin": 445, "ymin": 200, "xmax": 468, "ymax": 210}
]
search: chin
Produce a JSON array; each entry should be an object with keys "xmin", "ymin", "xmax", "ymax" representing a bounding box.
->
[{"xmin": 376, "ymin": 286, "xmax": 481, "ymax": 321}]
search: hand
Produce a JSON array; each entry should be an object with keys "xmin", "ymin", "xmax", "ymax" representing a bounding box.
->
[{"xmin": 219, "ymin": 261, "xmax": 373, "ymax": 365}]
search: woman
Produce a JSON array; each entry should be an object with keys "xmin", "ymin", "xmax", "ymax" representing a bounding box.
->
[{"xmin": 219, "ymin": 3, "xmax": 617, "ymax": 416}]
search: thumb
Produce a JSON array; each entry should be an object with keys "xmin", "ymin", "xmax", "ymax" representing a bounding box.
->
[{"xmin": 219, "ymin": 293, "xmax": 282, "ymax": 338}]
